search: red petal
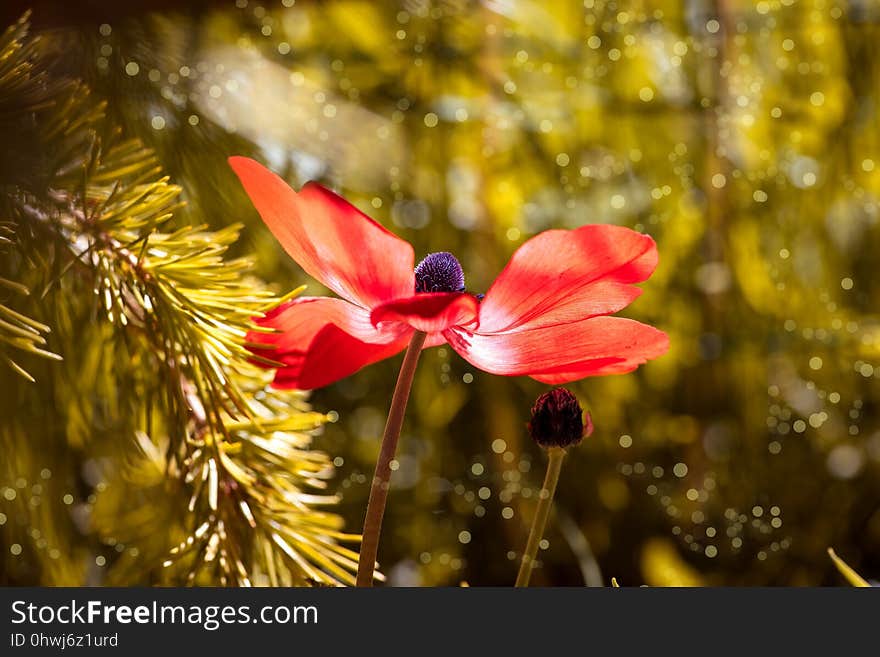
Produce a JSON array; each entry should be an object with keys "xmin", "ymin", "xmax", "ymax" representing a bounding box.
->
[
  {"xmin": 371, "ymin": 293, "xmax": 479, "ymax": 333},
  {"xmin": 479, "ymin": 225, "xmax": 658, "ymax": 333},
  {"xmin": 229, "ymin": 157, "xmax": 414, "ymax": 308},
  {"xmin": 422, "ymin": 332, "xmax": 449, "ymax": 349},
  {"xmin": 250, "ymin": 296, "xmax": 407, "ymax": 350},
  {"xmin": 445, "ymin": 316, "xmax": 668, "ymax": 381},
  {"xmin": 271, "ymin": 325, "xmax": 411, "ymax": 390},
  {"xmin": 247, "ymin": 296, "xmax": 411, "ymax": 390}
]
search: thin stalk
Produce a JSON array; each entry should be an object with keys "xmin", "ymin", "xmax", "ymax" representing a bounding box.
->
[
  {"xmin": 515, "ymin": 446, "xmax": 565, "ymax": 587},
  {"xmin": 356, "ymin": 330, "xmax": 427, "ymax": 587}
]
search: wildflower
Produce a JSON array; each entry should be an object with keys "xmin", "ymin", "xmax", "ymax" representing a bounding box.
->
[
  {"xmin": 229, "ymin": 156, "xmax": 669, "ymax": 587},
  {"xmin": 229, "ymin": 157, "xmax": 668, "ymax": 390}
]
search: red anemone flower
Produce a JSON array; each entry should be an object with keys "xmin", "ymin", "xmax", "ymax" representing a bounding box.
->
[{"xmin": 230, "ymin": 157, "xmax": 669, "ymax": 390}]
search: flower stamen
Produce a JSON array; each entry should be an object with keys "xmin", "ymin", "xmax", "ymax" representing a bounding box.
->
[{"xmin": 414, "ymin": 252, "xmax": 465, "ymax": 293}]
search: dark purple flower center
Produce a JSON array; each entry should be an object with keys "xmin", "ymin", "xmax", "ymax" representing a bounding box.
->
[
  {"xmin": 414, "ymin": 252, "xmax": 465, "ymax": 293},
  {"xmin": 528, "ymin": 388, "xmax": 587, "ymax": 449}
]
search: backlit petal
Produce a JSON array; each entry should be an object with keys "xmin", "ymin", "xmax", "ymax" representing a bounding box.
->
[
  {"xmin": 445, "ymin": 316, "xmax": 668, "ymax": 381},
  {"xmin": 479, "ymin": 225, "xmax": 658, "ymax": 333},
  {"xmin": 371, "ymin": 293, "xmax": 480, "ymax": 333},
  {"xmin": 250, "ymin": 296, "xmax": 407, "ymax": 350},
  {"xmin": 271, "ymin": 325, "xmax": 411, "ymax": 390},
  {"xmin": 422, "ymin": 332, "xmax": 449, "ymax": 349},
  {"xmin": 230, "ymin": 156, "xmax": 414, "ymax": 307},
  {"xmin": 247, "ymin": 296, "xmax": 411, "ymax": 390},
  {"xmin": 529, "ymin": 358, "xmax": 654, "ymax": 384}
]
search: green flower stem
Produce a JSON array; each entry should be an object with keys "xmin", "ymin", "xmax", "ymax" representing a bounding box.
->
[
  {"xmin": 356, "ymin": 330, "xmax": 427, "ymax": 587},
  {"xmin": 515, "ymin": 446, "xmax": 566, "ymax": 587}
]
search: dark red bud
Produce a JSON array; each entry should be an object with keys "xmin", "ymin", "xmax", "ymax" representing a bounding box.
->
[{"xmin": 528, "ymin": 388, "xmax": 591, "ymax": 449}]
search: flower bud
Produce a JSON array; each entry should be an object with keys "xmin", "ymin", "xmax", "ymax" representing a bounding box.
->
[{"xmin": 528, "ymin": 388, "xmax": 592, "ymax": 449}]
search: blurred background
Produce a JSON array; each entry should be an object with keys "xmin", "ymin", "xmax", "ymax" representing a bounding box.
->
[{"xmin": 3, "ymin": 0, "xmax": 880, "ymax": 586}]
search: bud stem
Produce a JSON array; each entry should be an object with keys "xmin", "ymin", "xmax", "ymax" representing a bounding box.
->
[
  {"xmin": 356, "ymin": 330, "xmax": 427, "ymax": 587},
  {"xmin": 515, "ymin": 446, "xmax": 566, "ymax": 587}
]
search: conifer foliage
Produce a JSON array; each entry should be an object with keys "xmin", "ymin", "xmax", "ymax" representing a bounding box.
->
[{"xmin": 0, "ymin": 14, "xmax": 359, "ymax": 586}]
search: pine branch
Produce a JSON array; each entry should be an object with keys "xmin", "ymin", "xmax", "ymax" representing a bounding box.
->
[
  {"xmin": 0, "ymin": 14, "xmax": 62, "ymax": 381},
  {"xmin": 0, "ymin": 229, "xmax": 61, "ymax": 380},
  {"xmin": 1, "ymin": 14, "xmax": 359, "ymax": 586}
]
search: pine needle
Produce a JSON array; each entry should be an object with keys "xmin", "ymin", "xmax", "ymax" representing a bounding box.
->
[{"xmin": 827, "ymin": 548, "xmax": 871, "ymax": 587}]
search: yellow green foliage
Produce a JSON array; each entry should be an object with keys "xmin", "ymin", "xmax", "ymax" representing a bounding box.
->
[
  {"xmin": 3, "ymin": 0, "xmax": 880, "ymax": 586},
  {"xmin": 0, "ymin": 14, "xmax": 356, "ymax": 586}
]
